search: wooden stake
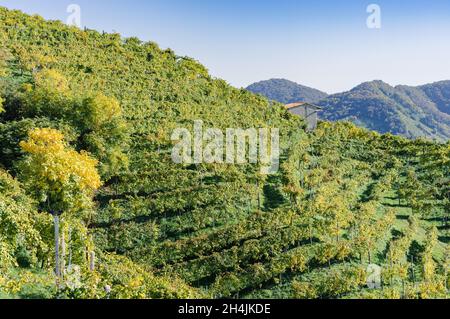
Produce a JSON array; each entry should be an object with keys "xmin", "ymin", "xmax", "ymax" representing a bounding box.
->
[
  {"xmin": 90, "ymin": 251, "xmax": 96, "ymax": 271},
  {"xmin": 53, "ymin": 214, "xmax": 61, "ymax": 288},
  {"xmin": 61, "ymin": 231, "xmax": 66, "ymax": 279}
]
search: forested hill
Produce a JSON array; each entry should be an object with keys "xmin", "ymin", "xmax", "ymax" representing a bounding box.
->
[
  {"xmin": 246, "ymin": 79, "xmax": 329, "ymax": 104},
  {"xmin": 0, "ymin": 7, "xmax": 449, "ymax": 299},
  {"xmin": 318, "ymin": 80, "xmax": 450, "ymax": 141},
  {"xmin": 247, "ymin": 79, "xmax": 450, "ymax": 141}
]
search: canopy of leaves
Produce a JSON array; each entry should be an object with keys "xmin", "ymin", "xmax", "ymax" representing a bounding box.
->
[
  {"xmin": 0, "ymin": 169, "xmax": 46, "ymax": 271},
  {"xmin": 19, "ymin": 128, "xmax": 102, "ymax": 215}
]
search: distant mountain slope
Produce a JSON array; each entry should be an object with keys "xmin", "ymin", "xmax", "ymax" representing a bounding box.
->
[
  {"xmin": 317, "ymin": 80, "xmax": 450, "ymax": 141},
  {"xmin": 248, "ymin": 78, "xmax": 450, "ymax": 140},
  {"xmin": 246, "ymin": 79, "xmax": 328, "ymax": 104}
]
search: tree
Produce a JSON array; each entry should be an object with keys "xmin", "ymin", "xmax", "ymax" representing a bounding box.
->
[
  {"xmin": 14, "ymin": 69, "xmax": 129, "ymax": 180},
  {"xmin": 421, "ymin": 227, "xmax": 438, "ymax": 282},
  {"xmin": 19, "ymin": 128, "xmax": 102, "ymax": 285},
  {"xmin": 0, "ymin": 169, "xmax": 45, "ymax": 271},
  {"xmin": 19, "ymin": 128, "xmax": 102, "ymax": 215},
  {"xmin": 77, "ymin": 93, "xmax": 129, "ymax": 179},
  {"xmin": 401, "ymin": 169, "xmax": 430, "ymax": 216}
]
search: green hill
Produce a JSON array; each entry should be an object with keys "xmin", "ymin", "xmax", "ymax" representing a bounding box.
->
[
  {"xmin": 318, "ymin": 80, "xmax": 450, "ymax": 141},
  {"xmin": 0, "ymin": 8, "xmax": 448, "ymax": 299},
  {"xmin": 247, "ymin": 79, "xmax": 328, "ymax": 104},
  {"xmin": 247, "ymin": 78, "xmax": 450, "ymax": 141}
]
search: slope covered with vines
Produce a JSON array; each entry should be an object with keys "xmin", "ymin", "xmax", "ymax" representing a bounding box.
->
[{"xmin": 0, "ymin": 8, "xmax": 448, "ymax": 299}]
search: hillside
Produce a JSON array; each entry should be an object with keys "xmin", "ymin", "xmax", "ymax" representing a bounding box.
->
[
  {"xmin": 318, "ymin": 80, "xmax": 450, "ymax": 141},
  {"xmin": 246, "ymin": 79, "xmax": 328, "ymax": 104},
  {"xmin": 0, "ymin": 8, "xmax": 449, "ymax": 300},
  {"xmin": 247, "ymin": 78, "xmax": 450, "ymax": 141}
]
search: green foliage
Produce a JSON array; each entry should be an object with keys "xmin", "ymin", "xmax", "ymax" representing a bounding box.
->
[
  {"xmin": 2, "ymin": 69, "xmax": 129, "ymax": 179},
  {"xmin": 0, "ymin": 47, "xmax": 13, "ymax": 77},
  {"xmin": 0, "ymin": 269, "xmax": 55, "ymax": 299},
  {"xmin": 0, "ymin": 169, "xmax": 47, "ymax": 271},
  {"xmin": 95, "ymin": 253, "xmax": 205, "ymax": 299},
  {"xmin": 0, "ymin": 117, "xmax": 78, "ymax": 172},
  {"xmin": 0, "ymin": 7, "xmax": 448, "ymax": 300},
  {"xmin": 0, "ymin": 96, "xmax": 4, "ymax": 113}
]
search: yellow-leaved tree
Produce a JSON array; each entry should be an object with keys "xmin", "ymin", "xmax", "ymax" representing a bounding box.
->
[
  {"xmin": 19, "ymin": 128, "xmax": 102, "ymax": 216},
  {"xmin": 19, "ymin": 128, "xmax": 102, "ymax": 284}
]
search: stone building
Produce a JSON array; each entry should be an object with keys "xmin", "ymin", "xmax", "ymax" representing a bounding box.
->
[{"xmin": 285, "ymin": 102, "xmax": 321, "ymax": 131}]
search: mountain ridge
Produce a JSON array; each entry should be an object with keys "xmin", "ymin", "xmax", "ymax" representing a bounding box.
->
[
  {"xmin": 246, "ymin": 78, "xmax": 329, "ymax": 104},
  {"xmin": 247, "ymin": 78, "xmax": 450, "ymax": 140}
]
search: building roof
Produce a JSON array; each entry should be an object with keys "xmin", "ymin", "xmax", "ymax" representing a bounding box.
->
[
  {"xmin": 285, "ymin": 102, "xmax": 322, "ymax": 110},
  {"xmin": 285, "ymin": 102, "xmax": 306, "ymax": 109}
]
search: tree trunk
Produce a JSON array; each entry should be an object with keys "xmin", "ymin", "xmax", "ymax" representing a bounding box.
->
[
  {"xmin": 53, "ymin": 214, "xmax": 61, "ymax": 287},
  {"xmin": 61, "ymin": 231, "xmax": 66, "ymax": 279},
  {"xmin": 68, "ymin": 228, "xmax": 72, "ymax": 267},
  {"xmin": 336, "ymin": 221, "xmax": 340, "ymax": 243}
]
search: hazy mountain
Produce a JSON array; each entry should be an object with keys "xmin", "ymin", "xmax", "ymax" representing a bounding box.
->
[
  {"xmin": 317, "ymin": 80, "xmax": 450, "ymax": 141},
  {"xmin": 246, "ymin": 79, "xmax": 328, "ymax": 104}
]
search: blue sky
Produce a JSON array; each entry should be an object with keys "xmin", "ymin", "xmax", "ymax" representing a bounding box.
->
[{"xmin": 1, "ymin": 0, "xmax": 450, "ymax": 93}]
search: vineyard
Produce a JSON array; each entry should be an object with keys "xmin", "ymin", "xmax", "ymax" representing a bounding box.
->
[{"xmin": 0, "ymin": 7, "xmax": 448, "ymax": 299}]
